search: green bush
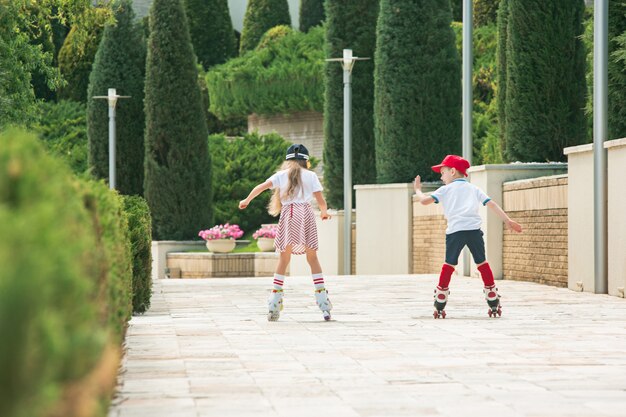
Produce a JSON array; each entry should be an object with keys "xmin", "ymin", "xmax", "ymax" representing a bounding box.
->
[
  {"xmin": 144, "ymin": 0, "xmax": 213, "ymax": 240},
  {"xmin": 0, "ymin": 129, "xmax": 107, "ymax": 417},
  {"xmin": 300, "ymin": 0, "xmax": 325, "ymax": 32},
  {"xmin": 76, "ymin": 179, "xmax": 133, "ymax": 342},
  {"xmin": 375, "ymin": 0, "xmax": 461, "ymax": 183},
  {"xmin": 323, "ymin": 0, "xmax": 379, "ymax": 208},
  {"xmin": 122, "ymin": 196, "xmax": 153, "ymax": 314},
  {"xmin": 206, "ymin": 26, "xmax": 324, "ymax": 118},
  {"xmin": 210, "ymin": 132, "xmax": 311, "ymax": 234},
  {"xmin": 32, "ymin": 100, "xmax": 89, "ymax": 175},
  {"xmin": 474, "ymin": 0, "xmax": 501, "ymax": 27},
  {"xmin": 239, "ymin": 0, "xmax": 291, "ymax": 53}
]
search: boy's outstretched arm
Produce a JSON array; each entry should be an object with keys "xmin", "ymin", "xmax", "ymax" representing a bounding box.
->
[
  {"xmin": 486, "ymin": 200, "xmax": 523, "ymax": 232},
  {"xmin": 239, "ymin": 180, "xmax": 272, "ymax": 209},
  {"xmin": 413, "ymin": 175, "xmax": 435, "ymax": 205}
]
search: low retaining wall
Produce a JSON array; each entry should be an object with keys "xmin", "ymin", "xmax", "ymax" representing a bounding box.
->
[
  {"xmin": 502, "ymin": 175, "xmax": 568, "ymax": 287},
  {"xmin": 412, "ymin": 198, "xmax": 446, "ymax": 274},
  {"xmin": 166, "ymin": 252, "xmax": 281, "ymax": 278}
]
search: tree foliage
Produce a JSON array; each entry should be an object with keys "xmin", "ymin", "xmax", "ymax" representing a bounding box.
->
[
  {"xmin": 143, "ymin": 0, "xmax": 212, "ymax": 240},
  {"xmin": 87, "ymin": 0, "xmax": 146, "ymax": 196},
  {"xmin": 323, "ymin": 0, "xmax": 378, "ymax": 208},
  {"xmin": 184, "ymin": 0, "xmax": 237, "ymax": 70},
  {"xmin": 239, "ymin": 0, "xmax": 291, "ymax": 53},
  {"xmin": 504, "ymin": 0, "xmax": 587, "ymax": 161},
  {"xmin": 300, "ymin": 0, "xmax": 325, "ymax": 32},
  {"xmin": 375, "ymin": 0, "xmax": 461, "ymax": 183}
]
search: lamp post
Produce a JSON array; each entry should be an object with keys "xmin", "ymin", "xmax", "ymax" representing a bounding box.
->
[
  {"xmin": 326, "ymin": 49, "xmax": 369, "ymax": 275},
  {"xmin": 462, "ymin": 0, "xmax": 473, "ymax": 276},
  {"xmin": 93, "ymin": 88, "xmax": 130, "ymax": 190}
]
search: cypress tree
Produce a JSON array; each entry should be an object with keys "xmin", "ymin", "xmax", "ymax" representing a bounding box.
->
[
  {"xmin": 184, "ymin": 0, "xmax": 237, "ymax": 70},
  {"xmin": 87, "ymin": 0, "xmax": 146, "ymax": 196},
  {"xmin": 505, "ymin": 0, "xmax": 586, "ymax": 162},
  {"xmin": 608, "ymin": 0, "xmax": 626, "ymax": 140},
  {"xmin": 496, "ymin": 0, "xmax": 508, "ymax": 156},
  {"xmin": 300, "ymin": 0, "xmax": 325, "ymax": 32},
  {"xmin": 323, "ymin": 0, "xmax": 378, "ymax": 209},
  {"xmin": 144, "ymin": 0, "xmax": 212, "ymax": 240},
  {"xmin": 239, "ymin": 0, "xmax": 291, "ymax": 53},
  {"xmin": 451, "ymin": 0, "xmax": 462, "ymax": 22},
  {"xmin": 374, "ymin": 0, "xmax": 461, "ymax": 183}
]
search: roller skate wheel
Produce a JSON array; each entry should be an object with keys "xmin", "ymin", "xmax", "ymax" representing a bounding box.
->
[
  {"xmin": 323, "ymin": 311, "xmax": 331, "ymax": 321},
  {"xmin": 268, "ymin": 311, "xmax": 280, "ymax": 322}
]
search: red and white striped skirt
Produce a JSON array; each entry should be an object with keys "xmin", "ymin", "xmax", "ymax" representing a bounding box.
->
[{"xmin": 274, "ymin": 203, "xmax": 319, "ymax": 254}]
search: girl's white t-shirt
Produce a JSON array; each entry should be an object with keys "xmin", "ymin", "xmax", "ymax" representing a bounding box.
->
[
  {"xmin": 430, "ymin": 179, "xmax": 491, "ymax": 234},
  {"xmin": 268, "ymin": 169, "xmax": 323, "ymax": 204}
]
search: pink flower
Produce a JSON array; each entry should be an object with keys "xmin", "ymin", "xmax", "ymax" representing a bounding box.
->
[
  {"xmin": 198, "ymin": 223, "xmax": 244, "ymax": 241},
  {"xmin": 253, "ymin": 224, "xmax": 278, "ymax": 239}
]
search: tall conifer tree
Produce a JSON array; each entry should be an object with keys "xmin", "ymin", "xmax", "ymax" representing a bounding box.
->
[
  {"xmin": 300, "ymin": 0, "xmax": 325, "ymax": 32},
  {"xmin": 323, "ymin": 0, "xmax": 378, "ymax": 208},
  {"xmin": 608, "ymin": 0, "xmax": 626, "ymax": 140},
  {"xmin": 239, "ymin": 0, "xmax": 291, "ymax": 53},
  {"xmin": 144, "ymin": 0, "xmax": 212, "ymax": 240},
  {"xmin": 374, "ymin": 0, "xmax": 461, "ymax": 183},
  {"xmin": 87, "ymin": 0, "xmax": 146, "ymax": 196},
  {"xmin": 504, "ymin": 0, "xmax": 586, "ymax": 161},
  {"xmin": 184, "ymin": 0, "xmax": 237, "ymax": 70}
]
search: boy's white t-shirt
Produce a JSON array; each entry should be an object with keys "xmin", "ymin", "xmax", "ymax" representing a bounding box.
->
[
  {"xmin": 430, "ymin": 179, "xmax": 491, "ymax": 234},
  {"xmin": 268, "ymin": 169, "xmax": 323, "ymax": 204}
]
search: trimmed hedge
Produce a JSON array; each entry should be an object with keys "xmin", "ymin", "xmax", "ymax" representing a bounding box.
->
[
  {"xmin": 122, "ymin": 196, "xmax": 153, "ymax": 314},
  {"xmin": 0, "ymin": 129, "xmax": 126, "ymax": 417},
  {"xmin": 206, "ymin": 25, "xmax": 324, "ymax": 118}
]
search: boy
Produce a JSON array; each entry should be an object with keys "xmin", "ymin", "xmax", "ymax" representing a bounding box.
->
[{"xmin": 413, "ymin": 155, "xmax": 522, "ymax": 318}]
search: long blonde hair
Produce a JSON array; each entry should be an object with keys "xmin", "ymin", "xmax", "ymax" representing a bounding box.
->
[{"xmin": 268, "ymin": 160, "xmax": 308, "ymax": 216}]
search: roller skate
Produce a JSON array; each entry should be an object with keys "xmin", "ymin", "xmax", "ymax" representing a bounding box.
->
[
  {"xmin": 484, "ymin": 285, "xmax": 502, "ymax": 317},
  {"xmin": 267, "ymin": 289, "xmax": 283, "ymax": 321},
  {"xmin": 433, "ymin": 286, "xmax": 449, "ymax": 319},
  {"xmin": 314, "ymin": 288, "xmax": 332, "ymax": 321}
]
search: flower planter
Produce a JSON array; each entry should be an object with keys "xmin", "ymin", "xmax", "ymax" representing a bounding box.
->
[
  {"xmin": 205, "ymin": 239, "xmax": 236, "ymax": 253},
  {"xmin": 257, "ymin": 237, "xmax": 275, "ymax": 252}
]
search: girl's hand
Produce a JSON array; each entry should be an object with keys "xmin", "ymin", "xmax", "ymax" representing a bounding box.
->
[
  {"xmin": 506, "ymin": 219, "xmax": 522, "ymax": 233},
  {"xmin": 321, "ymin": 211, "xmax": 331, "ymax": 220},
  {"xmin": 238, "ymin": 199, "xmax": 249, "ymax": 210},
  {"xmin": 414, "ymin": 175, "xmax": 422, "ymax": 192}
]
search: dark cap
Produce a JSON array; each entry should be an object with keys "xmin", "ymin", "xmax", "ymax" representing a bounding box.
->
[{"xmin": 286, "ymin": 144, "xmax": 310, "ymax": 160}]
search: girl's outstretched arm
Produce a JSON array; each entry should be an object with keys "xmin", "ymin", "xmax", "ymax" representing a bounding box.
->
[{"xmin": 239, "ymin": 180, "xmax": 272, "ymax": 209}]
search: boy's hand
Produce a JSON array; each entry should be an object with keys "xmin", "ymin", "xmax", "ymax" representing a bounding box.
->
[
  {"xmin": 506, "ymin": 219, "xmax": 522, "ymax": 233},
  {"xmin": 238, "ymin": 199, "xmax": 249, "ymax": 210},
  {"xmin": 413, "ymin": 175, "xmax": 422, "ymax": 192}
]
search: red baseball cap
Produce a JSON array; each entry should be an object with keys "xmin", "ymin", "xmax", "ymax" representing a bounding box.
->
[{"xmin": 431, "ymin": 155, "xmax": 470, "ymax": 177}]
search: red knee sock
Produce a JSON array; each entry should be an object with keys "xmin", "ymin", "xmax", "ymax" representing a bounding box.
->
[
  {"xmin": 478, "ymin": 263, "xmax": 495, "ymax": 287},
  {"xmin": 438, "ymin": 264, "xmax": 455, "ymax": 289}
]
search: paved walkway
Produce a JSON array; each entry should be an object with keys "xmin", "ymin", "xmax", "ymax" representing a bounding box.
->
[{"xmin": 108, "ymin": 275, "xmax": 626, "ymax": 417}]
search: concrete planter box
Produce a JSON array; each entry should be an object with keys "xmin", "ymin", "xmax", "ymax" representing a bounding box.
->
[
  {"xmin": 151, "ymin": 240, "xmax": 206, "ymax": 280},
  {"xmin": 166, "ymin": 252, "xmax": 283, "ymax": 278}
]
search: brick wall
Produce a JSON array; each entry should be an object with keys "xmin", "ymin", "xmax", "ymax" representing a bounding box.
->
[
  {"xmin": 248, "ymin": 111, "xmax": 325, "ymax": 177},
  {"xmin": 502, "ymin": 175, "xmax": 568, "ymax": 287},
  {"xmin": 412, "ymin": 198, "xmax": 447, "ymax": 274}
]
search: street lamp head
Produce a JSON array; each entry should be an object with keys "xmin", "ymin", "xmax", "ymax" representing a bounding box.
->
[
  {"xmin": 325, "ymin": 48, "xmax": 370, "ymax": 73},
  {"xmin": 92, "ymin": 87, "xmax": 131, "ymax": 109}
]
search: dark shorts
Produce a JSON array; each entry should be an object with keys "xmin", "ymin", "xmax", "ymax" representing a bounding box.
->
[{"xmin": 445, "ymin": 229, "xmax": 486, "ymax": 265}]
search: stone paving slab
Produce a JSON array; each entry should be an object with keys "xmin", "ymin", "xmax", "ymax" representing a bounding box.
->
[{"xmin": 108, "ymin": 275, "xmax": 626, "ymax": 417}]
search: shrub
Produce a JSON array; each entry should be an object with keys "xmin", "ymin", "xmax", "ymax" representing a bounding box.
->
[
  {"xmin": 206, "ymin": 26, "xmax": 324, "ymax": 118},
  {"xmin": 122, "ymin": 195, "xmax": 153, "ymax": 314},
  {"xmin": 300, "ymin": 0, "xmax": 325, "ymax": 32},
  {"xmin": 504, "ymin": 0, "xmax": 587, "ymax": 162},
  {"xmin": 239, "ymin": 0, "xmax": 291, "ymax": 53},
  {"xmin": 144, "ymin": 0, "xmax": 213, "ymax": 240},
  {"xmin": 0, "ymin": 129, "xmax": 107, "ymax": 417},
  {"xmin": 87, "ymin": 0, "xmax": 146, "ymax": 196},
  {"xmin": 474, "ymin": 0, "xmax": 501, "ymax": 27},
  {"xmin": 32, "ymin": 100, "xmax": 89, "ymax": 175},
  {"xmin": 210, "ymin": 132, "xmax": 306, "ymax": 233},
  {"xmin": 323, "ymin": 0, "xmax": 379, "ymax": 208},
  {"xmin": 375, "ymin": 0, "xmax": 461, "ymax": 183}
]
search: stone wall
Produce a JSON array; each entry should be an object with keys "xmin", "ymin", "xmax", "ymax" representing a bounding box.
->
[
  {"xmin": 412, "ymin": 197, "xmax": 446, "ymax": 274},
  {"xmin": 248, "ymin": 111, "xmax": 325, "ymax": 177},
  {"xmin": 502, "ymin": 175, "xmax": 568, "ymax": 287},
  {"xmin": 166, "ymin": 252, "xmax": 281, "ymax": 278}
]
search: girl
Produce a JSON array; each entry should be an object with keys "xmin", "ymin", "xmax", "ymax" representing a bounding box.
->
[{"xmin": 239, "ymin": 144, "xmax": 332, "ymax": 322}]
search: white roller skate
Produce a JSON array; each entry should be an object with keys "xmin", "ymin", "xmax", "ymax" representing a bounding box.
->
[
  {"xmin": 484, "ymin": 285, "xmax": 502, "ymax": 317},
  {"xmin": 314, "ymin": 288, "xmax": 332, "ymax": 321},
  {"xmin": 267, "ymin": 289, "xmax": 283, "ymax": 321},
  {"xmin": 433, "ymin": 286, "xmax": 449, "ymax": 319}
]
